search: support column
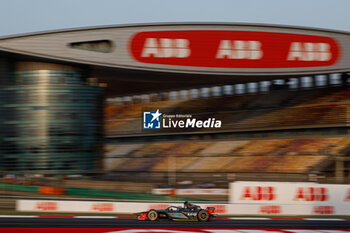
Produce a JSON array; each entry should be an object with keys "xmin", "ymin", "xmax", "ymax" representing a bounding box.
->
[
  {"xmin": 335, "ymin": 156, "xmax": 344, "ymax": 183},
  {"xmin": 325, "ymin": 74, "xmax": 330, "ymax": 86}
]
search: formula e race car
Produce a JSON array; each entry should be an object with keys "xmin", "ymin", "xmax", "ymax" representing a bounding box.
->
[{"xmin": 135, "ymin": 201, "xmax": 216, "ymax": 222}]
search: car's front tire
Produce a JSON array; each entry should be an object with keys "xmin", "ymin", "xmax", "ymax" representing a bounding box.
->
[
  {"xmin": 197, "ymin": 210, "xmax": 210, "ymax": 222},
  {"xmin": 147, "ymin": 209, "xmax": 159, "ymax": 221}
]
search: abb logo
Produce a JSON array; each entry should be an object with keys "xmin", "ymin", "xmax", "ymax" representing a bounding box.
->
[
  {"xmin": 294, "ymin": 187, "xmax": 329, "ymax": 201},
  {"xmin": 313, "ymin": 206, "xmax": 334, "ymax": 215},
  {"xmin": 259, "ymin": 205, "xmax": 281, "ymax": 214},
  {"xmin": 287, "ymin": 42, "xmax": 331, "ymax": 61},
  {"xmin": 130, "ymin": 30, "xmax": 340, "ymax": 68},
  {"xmin": 141, "ymin": 38, "xmax": 190, "ymax": 58},
  {"xmin": 240, "ymin": 186, "xmax": 276, "ymax": 201},
  {"xmin": 91, "ymin": 203, "xmax": 114, "ymax": 212},
  {"xmin": 35, "ymin": 201, "xmax": 57, "ymax": 211},
  {"xmin": 216, "ymin": 40, "xmax": 263, "ymax": 60}
]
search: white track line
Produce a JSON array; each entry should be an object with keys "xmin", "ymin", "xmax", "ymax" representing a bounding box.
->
[{"xmin": 304, "ymin": 218, "xmax": 346, "ymax": 221}]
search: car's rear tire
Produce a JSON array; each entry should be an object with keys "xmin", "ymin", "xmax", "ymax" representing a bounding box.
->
[
  {"xmin": 197, "ymin": 210, "xmax": 210, "ymax": 222},
  {"xmin": 147, "ymin": 209, "xmax": 158, "ymax": 221}
]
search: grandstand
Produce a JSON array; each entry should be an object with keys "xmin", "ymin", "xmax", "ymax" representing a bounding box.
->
[
  {"xmin": 105, "ymin": 85, "xmax": 350, "ymax": 135},
  {"xmin": 105, "ymin": 81, "xmax": 350, "ymax": 186}
]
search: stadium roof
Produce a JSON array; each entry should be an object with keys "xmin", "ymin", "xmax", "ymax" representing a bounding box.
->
[{"xmin": 1, "ymin": 23, "xmax": 350, "ymax": 96}]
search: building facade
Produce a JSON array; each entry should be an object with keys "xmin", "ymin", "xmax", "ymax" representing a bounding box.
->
[{"xmin": 0, "ymin": 61, "xmax": 104, "ymax": 175}]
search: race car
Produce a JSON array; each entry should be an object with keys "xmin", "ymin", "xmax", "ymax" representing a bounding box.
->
[{"xmin": 135, "ymin": 201, "xmax": 216, "ymax": 222}]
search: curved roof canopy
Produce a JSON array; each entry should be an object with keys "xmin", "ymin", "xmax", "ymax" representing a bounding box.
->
[{"xmin": 0, "ymin": 23, "xmax": 349, "ymax": 95}]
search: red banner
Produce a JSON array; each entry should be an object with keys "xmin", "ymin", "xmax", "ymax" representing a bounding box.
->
[{"xmin": 129, "ymin": 30, "xmax": 340, "ymax": 68}]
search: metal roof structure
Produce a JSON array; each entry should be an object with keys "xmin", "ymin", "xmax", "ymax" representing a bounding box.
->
[{"xmin": 1, "ymin": 23, "xmax": 349, "ymax": 96}]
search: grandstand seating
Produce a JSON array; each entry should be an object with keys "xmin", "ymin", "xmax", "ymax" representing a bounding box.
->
[
  {"xmin": 164, "ymin": 142, "xmax": 213, "ymax": 156},
  {"xmin": 232, "ymin": 105, "xmax": 347, "ymax": 130},
  {"xmin": 267, "ymin": 155, "xmax": 327, "ymax": 173},
  {"xmin": 105, "ymin": 86, "xmax": 350, "ymax": 135},
  {"xmin": 131, "ymin": 143, "xmax": 176, "ymax": 157},
  {"xmin": 105, "ymin": 137, "xmax": 350, "ymax": 174},
  {"xmin": 105, "ymin": 99, "xmax": 185, "ymax": 118},
  {"xmin": 186, "ymin": 157, "xmax": 236, "ymax": 172},
  {"xmin": 105, "ymin": 144, "xmax": 145, "ymax": 158},
  {"xmin": 198, "ymin": 141, "xmax": 248, "ymax": 156},
  {"xmin": 277, "ymin": 138, "xmax": 344, "ymax": 155},
  {"xmin": 103, "ymin": 158, "xmax": 131, "ymax": 172},
  {"xmin": 104, "ymin": 86, "xmax": 350, "ymax": 183},
  {"xmin": 328, "ymin": 138, "xmax": 350, "ymax": 154},
  {"xmin": 223, "ymin": 156, "xmax": 280, "ymax": 172},
  {"xmin": 304, "ymin": 87, "xmax": 350, "ymax": 105},
  {"xmin": 117, "ymin": 158, "xmax": 161, "ymax": 172},
  {"xmin": 150, "ymin": 157, "xmax": 200, "ymax": 172},
  {"xmin": 234, "ymin": 139, "xmax": 292, "ymax": 155}
]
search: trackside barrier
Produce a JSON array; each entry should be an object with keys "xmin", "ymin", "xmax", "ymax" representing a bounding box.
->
[
  {"xmin": 229, "ymin": 181, "xmax": 350, "ymax": 204},
  {"xmin": 0, "ymin": 182, "xmax": 39, "ymax": 193},
  {"xmin": 0, "ymin": 182, "xmax": 63, "ymax": 195},
  {"xmin": 66, "ymin": 187, "xmax": 202, "ymax": 201},
  {"xmin": 16, "ymin": 200, "xmax": 350, "ymax": 215},
  {"xmin": 39, "ymin": 187, "xmax": 64, "ymax": 195},
  {"xmin": 0, "ymin": 182, "xmax": 202, "ymax": 201}
]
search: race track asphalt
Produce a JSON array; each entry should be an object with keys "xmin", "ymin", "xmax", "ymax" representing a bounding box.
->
[{"xmin": 0, "ymin": 217, "xmax": 349, "ymax": 229}]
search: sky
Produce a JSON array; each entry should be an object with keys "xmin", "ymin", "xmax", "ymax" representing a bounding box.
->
[{"xmin": 0, "ymin": 0, "xmax": 350, "ymax": 37}]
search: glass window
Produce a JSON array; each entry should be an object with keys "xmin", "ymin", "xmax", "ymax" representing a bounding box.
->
[
  {"xmin": 190, "ymin": 89, "xmax": 199, "ymax": 99},
  {"xmin": 212, "ymin": 86, "xmax": 221, "ymax": 96},
  {"xmin": 273, "ymin": 79, "xmax": 285, "ymax": 85},
  {"xmin": 315, "ymin": 75, "xmax": 327, "ymax": 87},
  {"xmin": 180, "ymin": 90, "xmax": 188, "ymax": 99},
  {"xmin": 301, "ymin": 77, "xmax": 313, "ymax": 88},
  {"xmin": 288, "ymin": 78, "xmax": 299, "ymax": 89},
  {"xmin": 223, "ymin": 85, "xmax": 233, "ymax": 95},
  {"xmin": 235, "ymin": 84, "xmax": 245, "ymax": 94},
  {"xmin": 169, "ymin": 91, "xmax": 177, "ymax": 100},
  {"xmin": 69, "ymin": 40, "xmax": 113, "ymax": 53},
  {"xmin": 330, "ymin": 73, "xmax": 341, "ymax": 86},
  {"xmin": 247, "ymin": 82, "xmax": 258, "ymax": 93},
  {"xmin": 200, "ymin": 88, "xmax": 210, "ymax": 97}
]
